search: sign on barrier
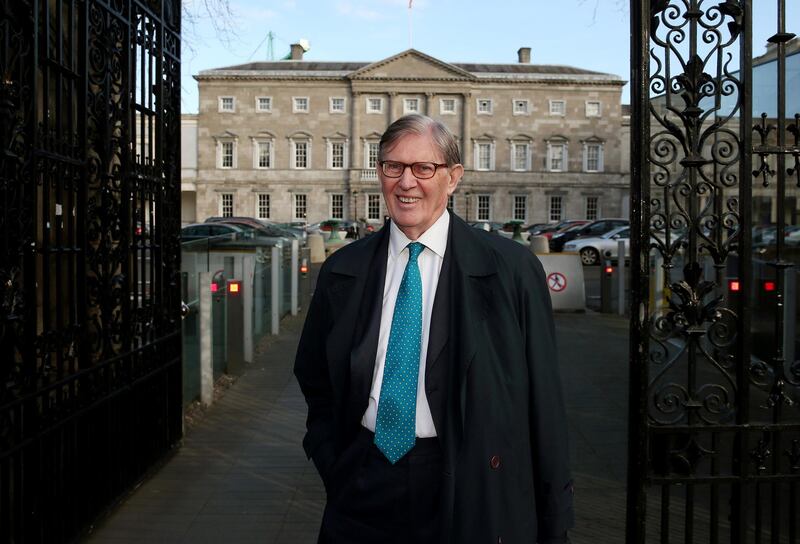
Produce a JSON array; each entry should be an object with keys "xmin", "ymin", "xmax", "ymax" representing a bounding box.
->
[{"xmin": 537, "ymin": 254, "xmax": 585, "ymax": 312}]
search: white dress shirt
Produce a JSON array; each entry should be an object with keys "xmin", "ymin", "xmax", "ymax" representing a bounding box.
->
[{"xmin": 360, "ymin": 210, "xmax": 450, "ymax": 438}]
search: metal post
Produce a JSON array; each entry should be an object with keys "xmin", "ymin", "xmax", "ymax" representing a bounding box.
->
[
  {"xmin": 784, "ymin": 268, "xmax": 797, "ymax": 369},
  {"xmin": 199, "ymin": 271, "xmax": 213, "ymax": 407},
  {"xmin": 243, "ymin": 256, "xmax": 254, "ymax": 364},
  {"xmin": 618, "ymin": 239, "xmax": 626, "ymax": 315},
  {"xmin": 601, "ymin": 259, "xmax": 613, "ymax": 314},
  {"xmin": 271, "ymin": 245, "xmax": 280, "ymax": 335},
  {"xmin": 291, "ymin": 239, "xmax": 299, "ymax": 316},
  {"xmin": 226, "ymin": 279, "xmax": 245, "ymax": 375},
  {"xmin": 254, "ymin": 249, "xmax": 265, "ymax": 335}
]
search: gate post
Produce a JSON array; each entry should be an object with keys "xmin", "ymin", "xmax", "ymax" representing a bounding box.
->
[
  {"xmin": 199, "ymin": 271, "xmax": 214, "ymax": 407},
  {"xmin": 271, "ymin": 245, "xmax": 280, "ymax": 335}
]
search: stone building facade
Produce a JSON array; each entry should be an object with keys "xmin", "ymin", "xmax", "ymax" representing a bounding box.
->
[{"xmin": 183, "ymin": 47, "xmax": 629, "ymax": 226}]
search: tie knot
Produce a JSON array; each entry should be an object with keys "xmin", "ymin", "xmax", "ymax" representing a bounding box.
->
[{"xmin": 407, "ymin": 242, "xmax": 424, "ymax": 261}]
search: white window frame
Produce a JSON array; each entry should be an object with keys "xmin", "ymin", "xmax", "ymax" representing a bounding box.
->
[
  {"xmin": 583, "ymin": 142, "xmax": 604, "ymax": 172},
  {"xmin": 218, "ymin": 96, "xmax": 235, "ymax": 113},
  {"xmin": 547, "ymin": 140, "xmax": 568, "ymax": 172},
  {"xmin": 512, "ymin": 99, "xmax": 529, "ymax": 115},
  {"xmin": 510, "ymin": 141, "xmax": 531, "ymax": 172},
  {"xmin": 255, "ymin": 96, "xmax": 272, "ymax": 113},
  {"xmin": 549, "ymin": 99, "xmax": 566, "ymax": 116},
  {"xmin": 366, "ymin": 193, "xmax": 382, "ymax": 221},
  {"xmin": 293, "ymin": 193, "xmax": 308, "ymax": 222},
  {"xmin": 329, "ymin": 97, "xmax": 346, "ymax": 113},
  {"xmin": 549, "ymin": 195, "xmax": 564, "ymax": 222},
  {"xmin": 585, "ymin": 100, "xmax": 601, "ymax": 117},
  {"xmin": 364, "ymin": 141, "xmax": 380, "ymax": 169},
  {"xmin": 585, "ymin": 196, "xmax": 600, "ymax": 221},
  {"xmin": 403, "ymin": 98, "xmax": 420, "ymax": 114},
  {"xmin": 474, "ymin": 141, "xmax": 495, "ymax": 171},
  {"xmin": 366, "ymin": 97, "xmax": 384, "ymax": 114},
  {"xmin": 512, "ymin": 195, "xmax": 528, "ymax": 223},
  {"xmin": 216, "ymin": 138, "xmax": 237, "ymax": 169},
  {"xmin": 476, "ymin": 98, "xmax": 493, "ymax": 115},
  {"xmin": 476, "ymin": 194, "xmax": 492, "ymax": 221},
  {"xmin": 327, "ymin": 139, "xmax": 348, "ymax": 170},
  {"xmin": 440, "ymin": 98, "xmax": 456, "ymax": 115},
  {"xmin": 291, "ymin": 139, "xmax": 311, "ymax": 169},
  {"xmin": 252, "ymin": 137, "xmax": 274, "ymax": 169},
  {"xmin": 292, "ymin": 96, "xmax": 309, "ymax": 113},
  {"xmin": 329, "ymin": 193, "xmax": 345, "ymax": 220},
  {"xmin": 256, "ymin": 193, "xmax": 271, "ymax": 220},
  {"xmin": 219, "ymin": 192, "xmax": 234, "ymax": 217}
]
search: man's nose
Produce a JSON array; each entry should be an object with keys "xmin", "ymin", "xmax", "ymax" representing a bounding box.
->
[{"xmin": 397, "ymin": 167, "xmax": 419, "ymax": 189}]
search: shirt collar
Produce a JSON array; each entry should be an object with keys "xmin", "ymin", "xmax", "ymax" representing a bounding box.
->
[{"xmin": 389, "ymin": 209, "xmax": 450, "ymax": 260}]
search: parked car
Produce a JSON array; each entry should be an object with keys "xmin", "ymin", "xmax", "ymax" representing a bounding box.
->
[
  {"xmin": 528, "ymin": 220, "xmax": 589, "ymax": 240},
  {"xmin": 205, "ymin": 216, "xmax": 296, "ymax": 243},
  {"xmin": 469, "ymin": 221, "xmax": 506, "ymax": 234},
  {"xmin": 563, "ymin": 225, "xmax": 630, "ymax": 265},
  {"xmin": 181, "ymin": 222, "xmax": 248, "ymax": 242},
  {"xmin": 550, "ymin": 218, "xmax": 629, "ymax": 252}
]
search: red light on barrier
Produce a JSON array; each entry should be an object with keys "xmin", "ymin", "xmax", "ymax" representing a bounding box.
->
[
  {"xmin": 228, "ymin": 281, "xmax": 241, "ymax": 294},
  {"xmin": 300, "ymin": 264, "xmax": 308, "ymax": 274},
  {"xmin": 728, "ymin": 280, "xmax": 741, "ymax": 292},
  {"xmin": 763, "ymin": 281, "xmax": 776, "ymax": 292},
  {"xmin": 210, "ymin": 283, "xmax": 218, "ymax": 293},
  {"xmin": 604, "ymin": 265, "xmax": 614, "ymax": 275}
]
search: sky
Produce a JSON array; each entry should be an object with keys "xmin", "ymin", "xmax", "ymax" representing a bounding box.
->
[{"xmin": 179, "ymin": 0, "xmax": 798, "ymax": 114}]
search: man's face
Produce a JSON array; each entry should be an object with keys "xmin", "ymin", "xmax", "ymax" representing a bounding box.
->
[{"xmin": 379, "ymin": 132, "xmax": 463, "ymax": 240}]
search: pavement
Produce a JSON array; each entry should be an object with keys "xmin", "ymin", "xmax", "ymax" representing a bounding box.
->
[{"xmin": 82, "ymin": 304, "xmax": 631, "ymax": 543}]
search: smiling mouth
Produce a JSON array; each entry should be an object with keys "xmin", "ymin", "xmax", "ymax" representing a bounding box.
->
[{"xmin": 397, "ymin": 196, "xmax": 420, "ymax": 204}]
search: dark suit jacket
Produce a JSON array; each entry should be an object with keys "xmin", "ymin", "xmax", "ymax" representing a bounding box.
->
[{"xmin": 294, "ymin": 212, "xmax": 574, "ymax": 543}]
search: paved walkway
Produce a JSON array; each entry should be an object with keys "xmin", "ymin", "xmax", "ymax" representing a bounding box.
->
[{"xmin": 83, "ymin": 308, "xmax": 631, "ymax": 544}]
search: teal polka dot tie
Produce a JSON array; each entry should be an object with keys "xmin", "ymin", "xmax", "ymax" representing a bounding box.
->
[{"xmin": 374, "ymin": 242, "xmax": 424, "ymax": 464}]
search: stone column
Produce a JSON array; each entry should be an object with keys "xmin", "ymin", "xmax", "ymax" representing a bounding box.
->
[
  {"xmin": 461, "ymin": 91, "xmax": 472, "ymax": 170},
  {"xmin": 425, "ymin": 92, "xmax": 435, "ymax": 116},
  {"xmin": 350, "ymin": 90, "xmax": 361, "ymax": 171},
  {"xmin": 388, "ymin": 92, "xmax": 396, "ymax": 124}
]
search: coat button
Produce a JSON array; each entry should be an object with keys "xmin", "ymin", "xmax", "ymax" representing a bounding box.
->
[{"xmin": 489, "ymin": 455, "xmax": 501, "ymax": 469}]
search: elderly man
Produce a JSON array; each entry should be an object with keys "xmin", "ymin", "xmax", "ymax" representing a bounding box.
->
[{"xmin": 294, "ymin": 114, "xmax": 573, "ymax": 543}]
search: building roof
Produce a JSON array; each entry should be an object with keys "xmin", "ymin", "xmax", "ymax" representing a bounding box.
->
[{"xmin": 195, "ymin": 49, "xmax": 625, "ymax": 84}]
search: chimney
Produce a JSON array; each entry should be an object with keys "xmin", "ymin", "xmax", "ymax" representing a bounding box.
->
[
  {"xmin": 290, "ymin": 43, "xmax": 305, "ymax": 60},
  {"xmin": 517, "ymin": 47, "xmax": 531, "ymax": 64}
]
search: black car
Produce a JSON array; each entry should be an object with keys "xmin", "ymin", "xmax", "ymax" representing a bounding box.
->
[{"xmin": 549, "ymin": 218, "xmax": 629, "ymax": 252}]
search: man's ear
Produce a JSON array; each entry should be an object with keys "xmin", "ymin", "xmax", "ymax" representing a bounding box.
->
[{"xmin": 447, "ymin": 164, "xmax": 464, "ymax": 194}]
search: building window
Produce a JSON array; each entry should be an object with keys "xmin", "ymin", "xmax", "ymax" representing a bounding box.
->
[
  {"xmin": 477, "ymin": 99, "xmax": 493, "ymax": 115},
  {"xmin": 294, "ymin": 194, "xmax": 307, "ymax": 221},
  {"xmin": 254, "ymin": 140, "xmax": 272, "ymax": 169},
  {"xmin": 330, "ymin": 97, "xmax": 346, "ymax": 113},
  {"xmin": 583, "ymin": 142, "xmax": 604, "ymax": 172},
  {"xmin": 366, "ymin": 97, "xmax": 383, "ymax": 114},
  {"xmin": 218, "ymin": 96, "xmax": 235, "ymax": 112},
  {"xmin": 585, "ymin": 196, "xmax": 599, "ymax": 220},
  {"xmin": 440, "ymin": 98, "xmax": 456, "ymax": 114},
  {"xmin": 218, "ymin": 140, "xmax": 236, "ymax": 169},
  {"xmin": 404, "ymin": 98, "xmax": 420, "ymax": 114},
  {"xmin": 549, "ymin": 100, "xmax": 566, "ymax": 116},
  {"xmin": 477, "ymin": 195, "xmax": 491, "ymax": 221},
  {"xmin": 365, "ymin": 142, "xmax": 380, "ymax": 169},
  {"xmin": 367, "ymin": 194, "xmax": 381, "ymax": 221},
  {"xmin": 293, "ymin": 140, "xmax": 310, "ymax": 169},
  {"xmin": 475, "ymin": 142, "xmax": 494, "ymax": 171},
  {"xmin": 257, "ymin": 194, "xmax": 271, "ymax": 220},
  {"xmin": 513, "ymin": 99, "xmax": 529, "ymax": 115},
  {"xmin": 549, "ymin": 196, "xmax": 563, "ymax": 222},
  {"xmin": 585, "ymin": 101, "xmax": 601, "ymax": 117},
  {"xmin": 220, "ymin": 193, "xmax": 234, "ymax": 217},
  {"xmin": 512, "ymin": 195, "xmax": 527, "ymax": 222},
  {"xmin": 547, "ymin": 141, "xmax": 568, "ymax": 172},
  {"xmin": 255, "ymin": 96, "xmax": 271, "ymax": 112},
  {"xmin": 330, "ymin": 193, "xmax": 344, "ymax": 219},
  {"xmin": 293, "ymin": 97, "xmax": 309, "ymax": 113},
  {"xmin": 329, "ymin": 140, "xmax": 347, "ymax": 169},
  {"xmin": 511, "ymin": 142, "xmax": 530, "ymax": 171}
]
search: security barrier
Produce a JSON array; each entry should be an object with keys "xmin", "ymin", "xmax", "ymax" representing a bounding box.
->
[{"xmin": 537, "ymin": 253, "xmax": 586, "ymax": 312}]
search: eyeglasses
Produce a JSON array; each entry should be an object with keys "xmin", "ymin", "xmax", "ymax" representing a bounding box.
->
[{"xmin": 379, "ymin": 160, "xmax": 448, "ymax": 179}]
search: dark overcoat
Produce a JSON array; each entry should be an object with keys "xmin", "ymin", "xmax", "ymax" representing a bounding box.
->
[{"xmin": 294, "ymin": 212, "xmax": 574, "ymax": 543}]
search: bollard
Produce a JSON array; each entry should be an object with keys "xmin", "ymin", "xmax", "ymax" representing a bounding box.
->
[
  {"xmin": 618, "ymin": 240, "xmax": 626, "ymax": 316},
  {"xmin": 601, "ymin": 260, "xmax": 613, "ymax": 313},
  {"xmin": 271, "ymin": 245, "xmax": 280, "ymax": 335},
  {"xmin": 226, "ymin": 279, "xmax": 245, "ymax": 375},
  {"xmin": 291, "ymin": 239, "xmax": 299, "ymax": 316},
  {"xmin": 199, "ymin": 271, "xmax": 213, "ymax": 407},
  {"xmin": 529, "ymin": 235, "xmax": 549, "ymax": 255}
]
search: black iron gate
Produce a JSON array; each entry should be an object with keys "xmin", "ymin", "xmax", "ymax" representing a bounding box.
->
[
  {"xmin": 628, "ymin": 1, "xmax": 799, "ymax": 542},
  {"xmin": 0, "ymin": 0, "xmax": 182, "ymax": 541}
]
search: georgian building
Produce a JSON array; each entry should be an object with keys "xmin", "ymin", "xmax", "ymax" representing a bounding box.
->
[{"xmin": 182, "ymin": 46, "xmax": 629, "ymax": 226}]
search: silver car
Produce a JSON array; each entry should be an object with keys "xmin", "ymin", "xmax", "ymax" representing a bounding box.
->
[{"xmin": 563, "ymin": 226, "xmax": 630, "ymax": 265}]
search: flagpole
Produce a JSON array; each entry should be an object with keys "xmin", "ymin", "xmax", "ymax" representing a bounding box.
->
[{"xmin": 408, "ymin": 0, "xmax": 413, "ymax": 48}]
